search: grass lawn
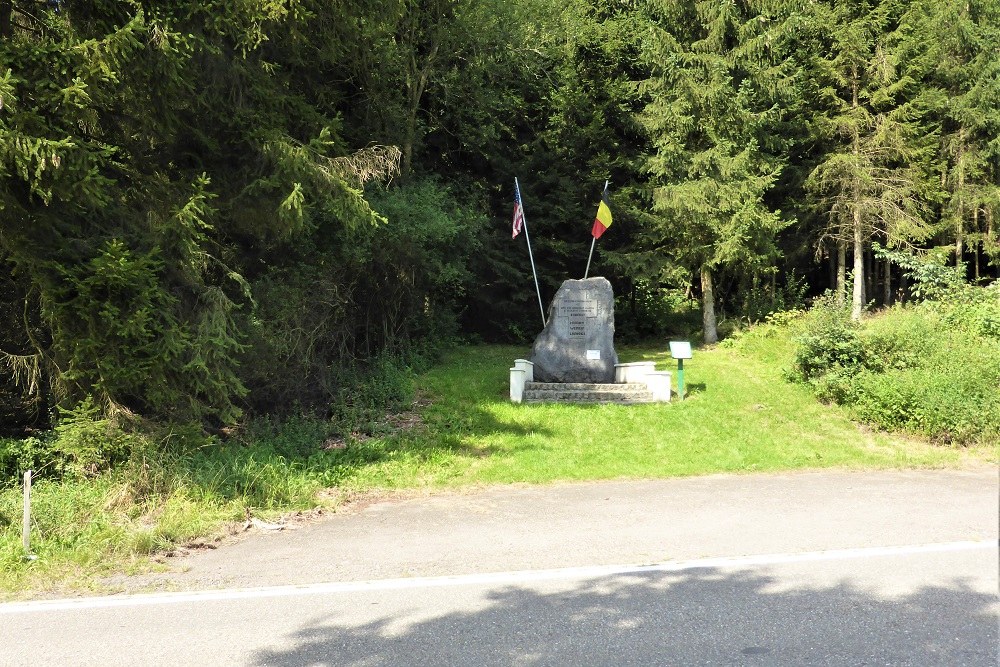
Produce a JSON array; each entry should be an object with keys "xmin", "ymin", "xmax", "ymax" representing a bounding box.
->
[
  {"xmin": 0, "ymin": 337, "xmax": 985, "ymax": 597},
  {"xmin": 336, "ymin": 342, "xmax": 971, "ymax": 491}
]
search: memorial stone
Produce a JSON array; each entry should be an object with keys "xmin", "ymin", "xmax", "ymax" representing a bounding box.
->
[{"xmin": 530, "ymin": 277, "xmax": 618, "ymax": 383}]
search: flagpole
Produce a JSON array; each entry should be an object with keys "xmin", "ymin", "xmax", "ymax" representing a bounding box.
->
[
  {"xmin": 583, "ymin": 180, "xmax": 609, "ymax": 279},
  {"xmin": 583, "ymin": 238, "xmax": 596, "ymax": 279},
  {"xmin": 516, "ymin": 177, "xmax": 547, "ymax": 327}
]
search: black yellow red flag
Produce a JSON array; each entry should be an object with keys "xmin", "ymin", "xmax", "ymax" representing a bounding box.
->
[{"xmin": 591, "ymin": 187, "xmax": 612, "ymax": 239}]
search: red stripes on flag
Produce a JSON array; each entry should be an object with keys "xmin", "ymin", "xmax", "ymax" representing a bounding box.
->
[
  {"xmin": 512, "ymin": 186, "xmax": 525, "ymax": 239},
  {"xmin": 591, "ymin": 188, "xmax": 613, "ymax": 239}
]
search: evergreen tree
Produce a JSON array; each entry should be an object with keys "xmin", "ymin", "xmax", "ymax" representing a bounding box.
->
[
  {"xmin": 804, "ymin": 0, "xmax": 939, "ymax": 319},
  {"xmin": 640, "ymin": 0, "xmax": 794, "ymax": 342},
  {"xmin": 905, "ymin": 0, "xmax": 1000, "ymax": 278},
  {"xmin": 0, "ymin": 2, "xmax": 393, "ymax": 422}
]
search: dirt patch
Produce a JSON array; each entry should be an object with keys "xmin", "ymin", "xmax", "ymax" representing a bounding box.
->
[{"xmin": 322, "ymin": 396, "xmax": 430, "ymax": 450}]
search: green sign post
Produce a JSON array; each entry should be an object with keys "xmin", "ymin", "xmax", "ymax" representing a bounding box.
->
[{"xmin": 668, "ymin": 341, "xmax": 692, "ymax": 400}]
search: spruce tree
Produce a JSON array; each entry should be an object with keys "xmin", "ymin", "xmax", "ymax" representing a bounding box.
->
[
  {"xmin": 0, "ymin": 2, "xmax": 394, "ymax": 422},
  {"xmin": 804, "ymin": 0, "xmax": 939, "ymax": 319},
  {"xmin": 640, "ymin": 0, "xmax": 793, "ymax": 342},
  {"xmin": 905, "ymin": 0, "xmax": 1000, "ymax": 278}
]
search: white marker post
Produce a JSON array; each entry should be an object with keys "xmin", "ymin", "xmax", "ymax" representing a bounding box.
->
[{"xmin": 23, "ymin": 470, "xmax": 32, "ymax": 554}]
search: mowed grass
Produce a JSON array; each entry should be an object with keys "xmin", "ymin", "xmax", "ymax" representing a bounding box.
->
[
  {"xmin": 336, "ymin": 342, "xmax": 967, "ymax": 490},
  {"xmin": 1, "ymin": 337, "xmax": 979, "ymax": 597}
]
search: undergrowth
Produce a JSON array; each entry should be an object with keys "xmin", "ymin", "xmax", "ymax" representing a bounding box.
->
[
  {"xmin": 0, "ymin": 351, "xmax": 422, "ymax": 595},
  {"xmin": 784, "ymin": 284, "xmax": 1000, "ymax": 446}
]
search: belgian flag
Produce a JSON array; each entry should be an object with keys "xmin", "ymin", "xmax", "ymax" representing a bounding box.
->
[{"xmin": 591, "ymin": 186, "xmax": 613, "ymax": 239}]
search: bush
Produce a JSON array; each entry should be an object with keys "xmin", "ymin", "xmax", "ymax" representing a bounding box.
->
[
  {"xmin": 614, "ymin": 281, "xmax": 701, "ymax": 342},
  {"xmin": 740, "ymin": 272, "xmax": 809, "ymax": 323},
  {"xmin": 0, "ymin": 435, "xmax": 61, "ymax": 487},
  {"xmin": 858, "ymin": 308, "xmax": 937, "ymax": 373},
  {"xmin": 790, "ymin": 293, "xmax": 864, "ymax": 382},
  {"xmin": 937, "ymin": 281, "xmax": 1000, "ymax": 340},
  {"xmin": 0, "ymin": 397, "xmax": 145, "ymax": 488},
  {"xmin": 789, "ymin": 286, "xmax": 1000, "ymax": 446},
  {"xmin": 851, "ymin": 360, "xmax": 1000, "ymax": 445},
  {"xmin": 328, "ymin": 353, "xmax": 415, "ymax": 436},
  {"xmin": 238, "ymin": 178, "xmax": 474, "ymax": 415}
]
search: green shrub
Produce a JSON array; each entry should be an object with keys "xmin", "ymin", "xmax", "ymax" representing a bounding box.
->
[
  {"xmin": 0, "ymin": 397, "xmax": 146, "ymax": 487},
  {"xmin": 790, "ymin": 294, "xmax": 864, "ymax": 382},
  {"xmin": 789, "ymin": 286, "xmax": 1000, "ymax": 446},
  {"xmin": 238, "ymin": 178, "xmax": 472, "ymax": 415},
  {"xmin": 0, "ymin": 435, "xmax": 63, "ymax": 487},
  {"xmin": 329, "ymin": 353, "xmax": 414, "ymax": 435},
  {"xmin": 859, "ymin": 308, "xmax": 937, "ymax": 373},
  {"xmin": 45, "ymin": 233, "xmax": 247, "ymax": 424},
  {"xmin": 850, "ymin": 349, "xmax": 1000, "ymax": 445},
  {"xmin": 50, "ymin": 398, "xmax": 140, "ymax": 477},
  {"xmin": 740, "ymin": 272, "xmax": 809, "ymax": 323},
  {"xmin": 614, "ymin": 282, "xmax": 701, "ymax": 342},
  {"xmin": 937, "ymin": 281, "xmax": 1000, "ymax": 340}
]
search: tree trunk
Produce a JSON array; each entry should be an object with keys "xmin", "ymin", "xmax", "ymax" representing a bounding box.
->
[
  {"xmin": 864, "ymin": 247, "xmax": 874, "ymax": 306},
  {"xmin": 400, "ymin": 6, "xmax": 446, "ymax": 179},
  {"xmin": 828, "ymin": 246, "xmax": 837, "ymax": 291},
  {"xmin": 836, "ymin": 240, "xmax": 847, "ymax": 305},
  {"xmin": 701, "ymin": 266, "xmax": 718, "ymax": 344},
  {"xmin": 956, "ymin": 132, "xmax": 965, "ymax": 264},
  {"xmin": 972, "ymin": 207, "xmax": 980, "ymax": 282},
  {"xmin": 849, "ymin": 70, "xmax": 863, "ymax": 320},
  {"xmin": 851, "ymin": 211, "xmax": 865, "ymax": 321},
  {"xmin": 882, "ymin": 258, "xmax": 892, "ymax": 307},
  {"xmin": 0, "ymin": 1, "xmax": 11, "ymax": 39}
]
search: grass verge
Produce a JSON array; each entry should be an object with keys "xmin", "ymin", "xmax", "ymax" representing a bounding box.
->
[{"xmin": 0, "ymin": 337, "xmax": 987, "ymax": 598}]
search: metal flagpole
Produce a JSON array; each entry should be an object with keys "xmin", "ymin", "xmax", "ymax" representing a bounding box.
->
[
  {"xmin": 583, "ymin": 180, "xmax": 609, "ymax": 279},
  {"xmin": 516, "ymin": 177, "xmax": 547, "ymax": 327},
  {"xmin": 583, "ymin": 237, "xmax": 596, "ymax": 279}
]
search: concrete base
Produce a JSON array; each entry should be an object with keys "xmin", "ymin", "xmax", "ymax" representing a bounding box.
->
[
  {"xmin": 614, "ymin": 362, "xmax": 655, "ymax": 384},
  {"xmin": 644, "ymin": 371, "xmax": 672, "ymax": 402},
  {"xmin": 513, "ymin": 361, "xmax": 670, "ymax": 404},
  {"xmin": 514, "ymin": 359, "xmax": 534, "ymax": 382}
]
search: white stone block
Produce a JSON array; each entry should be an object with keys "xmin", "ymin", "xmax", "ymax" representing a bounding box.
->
[
  {"xmin": 513, "ymin": 359, "xmax": 534, "ymax": 382},
  {"xmin": 645, "ymin": 371, "xmax": 672, "ymax": 402},
  {"xmin": 615, "ymin": 361, "xmax": 656, "ymax": 384},
  {"xmin": 510, "ymin": 367, "xmax": 526, "ymax": 403}
]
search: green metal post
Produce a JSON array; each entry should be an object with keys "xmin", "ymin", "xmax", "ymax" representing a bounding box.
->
[{"xmin": 677, "ymin": 359, "xmax": 684, "ymax": 400}]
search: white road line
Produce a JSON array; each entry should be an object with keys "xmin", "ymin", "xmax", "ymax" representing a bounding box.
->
[{"xmin": 2, "ymin": 540, "xmax": 994, "ymax": 614}]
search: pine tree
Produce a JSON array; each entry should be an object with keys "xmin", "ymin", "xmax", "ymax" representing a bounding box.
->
[
  {"xmin": 804, "ymin": 0, "xmax": 938, "ymax": 319},
  {"xmin": 640, "ymin": 0, "xmax": 794, "ymax": 342},
  {"xmin": 906, "ymin": 0, "xmax": 1000, "ymax": 279}
]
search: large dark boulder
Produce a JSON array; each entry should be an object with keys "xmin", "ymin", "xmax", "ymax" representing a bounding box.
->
[{"xmin": 530, "ymin": 278, "xmax": 618, "ymax": 383}]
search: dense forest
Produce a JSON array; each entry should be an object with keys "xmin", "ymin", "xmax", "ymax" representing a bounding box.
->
[{"xmin": 2, "ymin": 0, "xmax": 998, "ymax": 431}]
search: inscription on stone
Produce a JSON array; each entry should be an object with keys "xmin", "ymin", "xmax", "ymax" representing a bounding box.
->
[
  {"xmin": 558, "ymin": 295, "xmax": 598, "ymax": 340},
  {"xmin": 530, "ymin": 277, "xmax": 618, "ymax": 383}
]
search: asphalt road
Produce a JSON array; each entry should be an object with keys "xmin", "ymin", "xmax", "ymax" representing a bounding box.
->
[{"xmin": 3, "ymin": 468, "xmax": 998, "ymax": 666}]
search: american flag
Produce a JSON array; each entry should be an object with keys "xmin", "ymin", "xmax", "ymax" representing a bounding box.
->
[{"xmin": 512, "ymin": 183, "xmax": 524, "ymax": 239}]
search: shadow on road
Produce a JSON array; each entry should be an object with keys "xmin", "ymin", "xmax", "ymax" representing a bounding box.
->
[{"xmin": 251, "ymin": 566, "xmax": 998, "ymax": 666}]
